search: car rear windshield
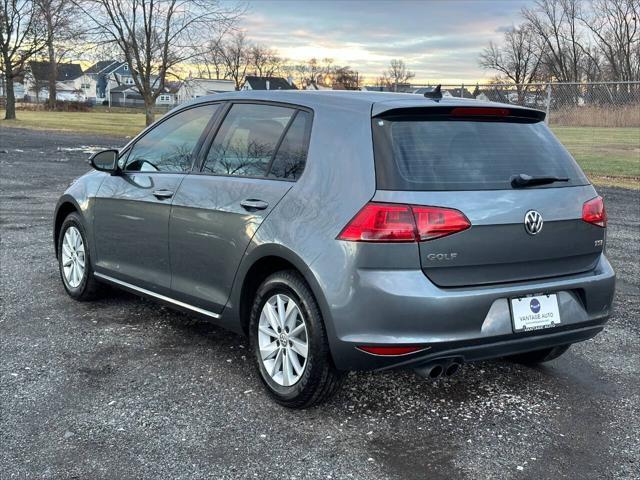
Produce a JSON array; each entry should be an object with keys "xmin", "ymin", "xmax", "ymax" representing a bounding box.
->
[{"xmin": 372, "ymin": 112, "xmax": 589, "ymax": 191}]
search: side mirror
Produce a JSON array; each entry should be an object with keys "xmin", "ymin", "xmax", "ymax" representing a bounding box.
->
[{"xmin": 90, "ymin": 149, "xmax": 119, "ymax": 173}]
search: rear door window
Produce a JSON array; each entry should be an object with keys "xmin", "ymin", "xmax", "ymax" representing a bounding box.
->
[
  {"xmin": 373, "ymin": 113, "xmax": 589, "ymax": 191},
  {"xmin": 268, "ymin": 111, "xmax": 311, "ymax": 180},
  {"xmin": 202, "ymin": 104, "xmax": 295, "ymax": 177}
]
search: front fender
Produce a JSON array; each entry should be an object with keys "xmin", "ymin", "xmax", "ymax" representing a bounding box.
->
[{"xmin": 53, "ymin": 171, "xmax": 107, "ymax": 261}]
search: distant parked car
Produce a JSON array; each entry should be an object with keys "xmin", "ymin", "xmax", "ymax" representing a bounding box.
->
[{"xmin": 54, "ymin": 91, "xmax": 615, "ymax": 408}]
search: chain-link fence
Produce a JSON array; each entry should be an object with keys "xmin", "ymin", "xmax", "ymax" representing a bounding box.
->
[
  {"xmin": 409, "ymin": 81, "xmax": 640, "ymax": 127},
  {"xmin": 407, "ymin": 81, "xmax": 640, "ymax": 182}
]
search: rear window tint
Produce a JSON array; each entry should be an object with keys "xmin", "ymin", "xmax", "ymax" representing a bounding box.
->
[{"xmin": 373, "ymin": 116, "xmax": 589, "ymax": 191}]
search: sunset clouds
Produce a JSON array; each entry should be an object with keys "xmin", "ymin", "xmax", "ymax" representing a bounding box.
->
[{"xmin": 238, "ymin": 0, "xmax": 533, "ymax": 83}]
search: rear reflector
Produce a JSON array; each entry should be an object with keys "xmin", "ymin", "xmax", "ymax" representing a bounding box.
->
[
  {"xmin": 338, "ymin": 202, "xmax": 470, "ymax": 242},
  {"xmin": 450, "ymin": 107, "xmax": 510, "ymax": 117},
  {"xmin": 357, "ymin": 345, "xmax": 426, "ymax": 356},
  {"xmin": 582, "ymin": 196, "xmax": 607, "ymax": 227}
]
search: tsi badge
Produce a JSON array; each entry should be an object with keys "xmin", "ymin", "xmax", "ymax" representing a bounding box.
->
[{"xmin": 427, "ymin": 252, "xmax": 458, "ymax": 261}]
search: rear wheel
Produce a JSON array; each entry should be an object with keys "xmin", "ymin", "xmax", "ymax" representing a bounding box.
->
[
  {"xmin": 249, "ymin": 270, "xmax": 344, "ymax": 408},
  {"xmin": 57, "ymin": 212, "xmax": 101, "ymax": 300},
  {"xmin": 505, "ymin": 344, "xmax": 571, "ymax": 365}
]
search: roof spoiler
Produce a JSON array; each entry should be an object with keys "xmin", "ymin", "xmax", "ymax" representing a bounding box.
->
[{"xmin": 423, "ymin": 84, "xmax": 442, "ymax": 100}]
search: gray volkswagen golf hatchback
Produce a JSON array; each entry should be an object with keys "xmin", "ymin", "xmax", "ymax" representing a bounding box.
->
[{"xmin": 54, "ymin": 90, "xmax": 615, "ymax": 408}]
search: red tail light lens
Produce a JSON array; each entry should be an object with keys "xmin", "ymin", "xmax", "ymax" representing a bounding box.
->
[
  {"xmin": 582, "ymin": 196, "xmax": 607, "ymax": 227},
  {"xmin": 337, "ymin": 203, "xmax": 416, "ymax": 242},
  {"xmin": 357, "ymin": 345, "xmax": 426, "ymax": 356},
  {"xmin": 338, "ymin": 202, "xmax": 470, "ymax": 242},
  {"xmin": 412, "ymin": 206, "xmax": 471, "ymax": 241}
]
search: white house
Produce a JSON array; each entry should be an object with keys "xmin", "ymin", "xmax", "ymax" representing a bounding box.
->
[
  {"xmin": 25, "ymin": 61, "xmax": 96, "ymax": 103},
  {"xmin": 176, "ymin": 78, "xmax": 236, "ymax": 104}
]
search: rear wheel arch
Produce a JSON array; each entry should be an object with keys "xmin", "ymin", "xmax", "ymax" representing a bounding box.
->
[{"xmin": 236, "ymin": 249, "xmax": 330, "ymax": 339}]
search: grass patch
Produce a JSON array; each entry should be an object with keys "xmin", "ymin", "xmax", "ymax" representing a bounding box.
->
[
  {"xmin": 552, "ymin": 126, "xmax": 640, "ymax": 178},
  {"xmin": 0, "ymin": 109, "xmax": 147, "ymax": 137}
]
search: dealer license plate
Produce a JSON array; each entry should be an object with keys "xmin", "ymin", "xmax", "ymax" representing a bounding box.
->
[{"xmin": 510, "ymin": 294, "xmax": 561, "ymax": 332}]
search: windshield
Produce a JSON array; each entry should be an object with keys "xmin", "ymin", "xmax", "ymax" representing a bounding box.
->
[{"xmin": 372, "ymin": 115, "xmax": 589, "ymax": 191}]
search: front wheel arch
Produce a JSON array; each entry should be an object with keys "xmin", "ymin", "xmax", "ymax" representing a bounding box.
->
[{"xmin": 54, "ymin": 199, "xmax": 81, "ymax": 258}]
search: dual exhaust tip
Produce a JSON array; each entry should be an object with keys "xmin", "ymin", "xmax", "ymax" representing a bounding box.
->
[{"xmin": 414, "ymin": 359, "xmax": 463, "ymax": 380}]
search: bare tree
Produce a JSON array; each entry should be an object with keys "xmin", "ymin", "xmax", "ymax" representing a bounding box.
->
[
  {"xmin": 250, "ymin": 44, "xmax": 283, "ymax": 77},
  {"xmin": 37, "ymin": 0, "xmax": 85, "ymax": 109},
  {"xmin": 579, "ymin": 0, "xmax": 639, "ymax": 81},
  {"xmin": 81, "ymin": 0, "xmax": 242, "ymax": 125},
  {"xmin": 480, "ymin": 24, "xmax": 542, "ymax": 100},
  {"xmin": 522, "ymin": 0, "xmax": 587, "ymax": 82},
  {"xmin": 383, "ymin": 59, "xmax": 415, "ymax": 91},
  {"xmin": 0, "ymin": 0, "xmax": 47, "ymax": 119},
  {"xmin": 332, "ymin": 66, "xmax": 361, "ymax": 90},
  {"xmin": 219, "ymin": 31, "xmax": 251, "ymax": 90},
  {"xmin": 194, "ymin": 35, "xmax": 226, "ymax": 80}
]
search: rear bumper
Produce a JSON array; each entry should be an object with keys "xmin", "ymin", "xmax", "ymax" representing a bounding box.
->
[{"xmin": 325, "ymin": 254, "xmax": 615, "ymax": 371}]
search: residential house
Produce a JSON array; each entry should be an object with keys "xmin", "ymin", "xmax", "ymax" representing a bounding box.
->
[
  {"xmin": 361, "ymin": 83, "xmax": 413, "ymax": 93},
  {"xmin": 412, "ymin": 86, "xmax": 454, "ymax": 98},
  {"xmin": 109, "ymin": 84, "xmax": 178, "ymax": 108},
  {"xmin": 176, "ymin": 78, "xmax": 235, "ymax": 104},
  {"xmin": 442, "ymin": 87, "xmax": 474, "ymax": 99},
  {"xmin": 84, "ymin": 60, "xmax": 123, "ymax": 102},
  {"xmin": 0, "ymin": 75, "xmax": 25, "ymax": 99},
  {"xmin": 361, "ymin": 85, "xmax": 388, "ymax": 92},
  {"xmin": 25, "ymin": 61, "xmax": 96, "ymax": 103},
  {"xmin": 242, "ymin": 76, "xmax": 296, "ymax": 90},
  {"xmin": 305, "ymin": 81, "xmax": 332, "ymax": 91}
]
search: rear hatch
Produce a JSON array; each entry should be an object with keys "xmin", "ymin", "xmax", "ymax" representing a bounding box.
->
[{"xmin": 371, "ymin": 105, "xmax": 606, "ymax": 288}]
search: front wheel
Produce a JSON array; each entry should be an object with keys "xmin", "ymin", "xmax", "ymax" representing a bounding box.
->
[
  {"xmin": 249, "ymin": 270, "xmax": 344, "ymax": 408},
  {"xmin": 505, "ymin": 344, "xmax": 571, "ymax": 365},
  {"xmin": 57, "ymin": 212, "xmax": 101, "ymax": 300}
]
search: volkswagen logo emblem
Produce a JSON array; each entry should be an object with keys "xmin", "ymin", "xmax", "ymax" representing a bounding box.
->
[{"xmin": 524, "ymin": 210, "xmax": 543, "ymax": 235}]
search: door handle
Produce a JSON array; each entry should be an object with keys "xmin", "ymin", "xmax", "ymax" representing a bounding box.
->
[
  {"xmin": 152, "ymin": 189, "xmax": 174, "ymax": 200},
  {"xmin": 240, "ymin": 199, "xmax": 269, "ymax": 211}
]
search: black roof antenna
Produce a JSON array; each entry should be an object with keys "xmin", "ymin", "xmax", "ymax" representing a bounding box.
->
[{"xmin": 423, "ymin": 84, "xmax": 442, "ymax": 100}]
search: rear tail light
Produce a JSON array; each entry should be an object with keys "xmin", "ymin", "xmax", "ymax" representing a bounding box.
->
[
  {"xmin": 412, "ymin": 206, "xmax": 472, "ymax": 240},
  {"xmin": 337, "ymin": 202, "xmax": 470, "ymax": 242},
  {"xmin": 357, "ymin": 345, "xmax": 427, "ymax": 356},
  {"xmin": 582, "ymin": 196, "xmax": 607, "ymax": 227}
]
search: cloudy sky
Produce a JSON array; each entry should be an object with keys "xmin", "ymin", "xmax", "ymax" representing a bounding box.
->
[{"xmin": 239, "ymin": 0, "xmax": 534, "ymax": 84}]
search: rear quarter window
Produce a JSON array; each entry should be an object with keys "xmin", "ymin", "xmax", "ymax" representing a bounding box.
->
[{"xmin": 372, "ymin": 113, "xmax": 589, "ymax": 191}]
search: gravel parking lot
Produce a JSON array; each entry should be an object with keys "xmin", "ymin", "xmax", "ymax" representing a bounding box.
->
[{"xmin": 1, "ymin": 126, "xmax": 638, "ymax": 480}]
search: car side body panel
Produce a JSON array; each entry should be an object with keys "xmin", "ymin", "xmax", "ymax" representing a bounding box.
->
[{"xmin": 169, "ymin": 174, "xmax": 293, "ymax": 314}]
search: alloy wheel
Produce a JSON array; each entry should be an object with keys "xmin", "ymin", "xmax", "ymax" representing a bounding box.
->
[
  {"xmin": 61, "ymin": 226, "xmax": 86, "ymax": 288},
  {"xmin": 258, "ymin": 294, "xmax": 309, "ymax": 386}
]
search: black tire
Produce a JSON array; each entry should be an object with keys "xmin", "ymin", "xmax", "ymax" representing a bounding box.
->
[
  {"xmin": 57, "ymin": 212, "xmax": 101, "ymax": 301},
  {"xmin": 249, "ymin": 270, "xmax": 344, "ymax": 408},
  {"xmin": 505, "ymin": 344, "xmax": 571, "ymax": 365}
]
